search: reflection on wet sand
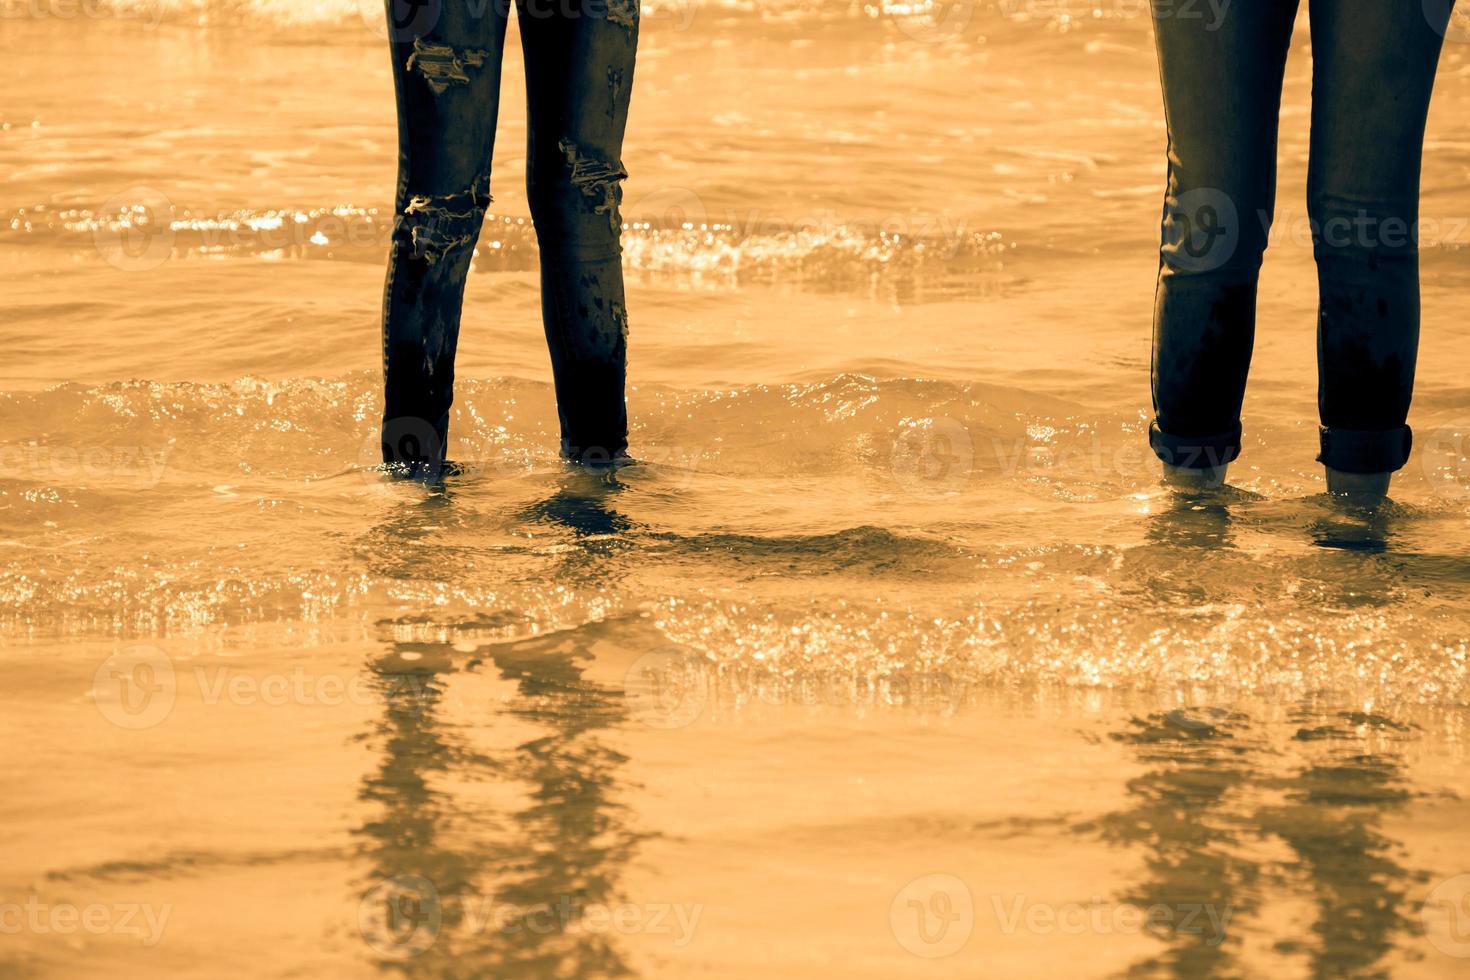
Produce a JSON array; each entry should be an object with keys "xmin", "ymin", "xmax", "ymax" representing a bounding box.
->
[
  {"xmin": 353, "ymin": 469, "xmax": 649, "ymax": 976},
  {"xmin": 1102, "ymin": 706, "xmax": 1426, "ymax": 978},
  {"xmin": 1101, "ymin": 492, "xmax": 1435, "ymax": 977},
  {"xmin": 1257, "ymin": 713, "xmax": 1422, "ymax": 980},
  {"xmin": 1099, "ymin": 713, "xmax": 1263, "ymax": 978},
  {"xmin": 355, "ymin": 633, "xmax": 643, "ymax": 978}
]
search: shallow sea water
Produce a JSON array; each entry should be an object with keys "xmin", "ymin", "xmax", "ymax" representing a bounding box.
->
[{"xmin": 4, "ymin": 1, "xmax": 1470, "ymax": 976}]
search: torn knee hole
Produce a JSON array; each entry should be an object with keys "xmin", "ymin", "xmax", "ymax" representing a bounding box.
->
[
  {"xmin": 407, "ymin": 38, "xmax": 491, "ymax": 94},
  {"xmin": 558, "ymin": 139, "xmax": 628, "ymax": 234},
  {"xmin": 605, "ymin": 0, "xmax": 638, "ymax": 30},
  {"xmin": 400, "ymin": 178, "xmax": 492, "ymax": 262}
]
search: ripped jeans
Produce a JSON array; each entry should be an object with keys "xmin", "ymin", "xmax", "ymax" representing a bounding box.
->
[
  {"xmin": 380, "ymin": 0, "xmax": 638, "ymax": 469},
  {"xmin": 1149, "ymin": 0, "xmax": 1453, "ymax": 474}
]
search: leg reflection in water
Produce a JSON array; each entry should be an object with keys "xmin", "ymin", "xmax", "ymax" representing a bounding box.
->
[
  {"xmin": 1097, "ymin": 714, "xmax": 1263, "ymax": 978},
  {"xmin": 1145, "ymin": 488, "xmax": 1242, "ymax": 552},
  {"xmin": 1254, "ymin": 713, "xmax": 1421, "ymax": 979},
  {"xmin": 354, "ymin": 635, "xmax": 644, "ymax": 977},
  {"xmin": 1099, "ymin": 708, "xmax": 1425, "ymax": 978},
  {"xmin": 1118, "ymin": 486, "xmax": 1253, "ymax": 610},
  {"xmin": 1306, "ymin": 495, "xmax": 1398, "ymax": 556},
  {"xmin": 516, "ymin": 466, "xmax": 638, "ymax": 542}
]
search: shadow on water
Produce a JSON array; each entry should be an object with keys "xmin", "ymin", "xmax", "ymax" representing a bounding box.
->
[
  {"xmin": 353, "ymin": 463, "xmax": 641, "ymax": 585},
  {"xmin": 1292, "ymin": 495, "xmax": 1470, "ymax": 618},
  {"xmin": 1294, "ymin": 496, "xmax": 1418, "ymax": 613},
  {"xmin": 354, "ymin": 480, "xmax": 470, "ymax": 585}
]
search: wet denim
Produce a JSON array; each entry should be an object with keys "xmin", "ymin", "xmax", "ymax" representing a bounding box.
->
[
  {"xmin": 1149, "ymin": 0, "xmax": 1453, "ymax": 473},
  {"xmin": 380, "ymin": 0, "xmax": 638, "ymax": 471}
]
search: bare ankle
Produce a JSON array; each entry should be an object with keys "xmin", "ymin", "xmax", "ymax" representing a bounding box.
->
[
  {"xmin": 1325, "ymin": 467, "xmax": 1391, "ymax": 499},
  {"xmin": 1161, "ymin": 461, "xmax": 1229, "ymax": 489}
]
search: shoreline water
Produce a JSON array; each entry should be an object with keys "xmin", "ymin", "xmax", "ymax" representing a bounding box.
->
[{"xmin": 5, "ymin": 5, "xmax": 1470, "ymax": 976}]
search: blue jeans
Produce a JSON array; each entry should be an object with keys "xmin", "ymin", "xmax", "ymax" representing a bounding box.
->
[
  {"xmin": 1149, "ymin": 0, "xmax": 1454, "ymax": 473},
  {"xmin": 380, "ymin": 0, "xmax": 638, "ymax": 471}
]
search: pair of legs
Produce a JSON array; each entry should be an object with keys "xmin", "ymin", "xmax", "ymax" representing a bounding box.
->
[
  {"xmin": 1149, "ymin": 0, "xmax": 1453, "ymax": 492},
  {"xmin": 380, "ymin": 0, "xmax": 637, "ymax": 472}
]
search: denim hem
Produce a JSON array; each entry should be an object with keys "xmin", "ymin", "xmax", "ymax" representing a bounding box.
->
[
  {"xmin": 1317, "ymin": 425, "xmax": 1412, "ymax": 474},
  {"xmin": 1148, "ymin": 419, "xmax": 1242, "ymax": 469}
]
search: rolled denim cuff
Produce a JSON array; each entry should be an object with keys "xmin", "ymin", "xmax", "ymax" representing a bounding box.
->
[
  {"xmin": 1317, "ymin": 425, "xmax": 1412, "ymax": 475},
  {"xmin": 1148, "ymin": 419, "xmax": 1242, "ymax": 470}
]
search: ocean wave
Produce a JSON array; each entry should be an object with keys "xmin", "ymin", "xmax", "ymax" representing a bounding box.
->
[
  {"xmin": 0, "ymin": 0, "xmax": 893, "ymax": 29},
  {"xmin": 0, "ymin": 0, "xmax": 1168, "ymax": 32},
  {"xmin": 0, "ymin": 371, "xmax": 1081, "ymax": 479},
  {"xmin": 4, "ymin": 373, "xmax": 1469, "ymax": 708},
  {"xmin": 3, "ymin": 198, "xmax": 1016, "ymax": 299}
]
